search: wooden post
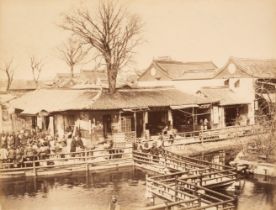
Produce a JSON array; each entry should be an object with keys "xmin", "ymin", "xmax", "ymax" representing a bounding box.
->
[
  {"xmin": 199, "ymin": 172, "xmax": 203, "ymax": 186},
  {"xmin": 152, "ymin": 195, "xmax": 155, "ymax": 205},
  {"xmin": 192, "ymin": 107, "xmax": 195, "ymax": 132},
  {"xmin": 175, "ymin": 178, "xmax": 178, "ymax": 202},
  {"xmin": 198, "ymin": 193, "xmax": 201, "ymax": 208},
  {"xmin": 85, "ymin": 149, "xmax": 88, "ymax": 162},
  {"xmin": 0, "ymin": 105, "xmax": 2, "ymax": 133},
  {"xmin": 118, "ymin": 112, "xmax": 122, "ymax": 132},
  {"xmin": 168, "ymin": 109, "xmax": 173, "ymax": 127},
  {"xmin": 86, "ymin": 163, "xmax": 89, "ymax": 172},
  {"xmin": 133, "ymin": 112, "xmax": 137, "ymax": 138},
  {"xmin": 33, "ymin": 160, "xmax": 37, "ymax": 177}
]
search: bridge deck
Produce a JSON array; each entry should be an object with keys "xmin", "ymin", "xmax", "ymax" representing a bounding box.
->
[{"xmin": 133, "ymin": 149, "xmax": 238, "ymax": 210}]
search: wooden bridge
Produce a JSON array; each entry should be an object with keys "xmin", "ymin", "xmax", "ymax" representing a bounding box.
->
[
  {"xmin": 133, "ymin": 149, "xmax": 238, "ymax": 210},
  {"xmin": 1, "ymin": 124, "xmax": 256, "ymax": 209},
  {"xmin": 144, "ymin": 174, "xmax": 236, "ymax": 210}
]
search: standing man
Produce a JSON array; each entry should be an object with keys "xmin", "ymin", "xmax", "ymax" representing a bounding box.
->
[{"xmin": 109, "ymin": 195, "xmax": 120, "ymax": 210}]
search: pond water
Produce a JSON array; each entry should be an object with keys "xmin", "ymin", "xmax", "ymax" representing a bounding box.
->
[
  {"xmin": 1, "ymin": 156, "xmax": 276, "ymax": 210},
  {"xmin": 0, "ymin": 168, "xmax": 148, "ymax": 210},
  {"xmin": 235, "ymin": 175, "xmax": 276, "ymax": 210},
  {"xmin": 1, "ymin": 168, "xmax": 275, "ymax": 210}
]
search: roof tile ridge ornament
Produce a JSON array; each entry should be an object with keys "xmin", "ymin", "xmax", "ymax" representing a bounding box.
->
[
  {"xmin": 231, "ymin": 57, "xmax": 257, "ymax": 77},
  {"xmin": 152, "ymin": 60, "xmax": 172, "ymax": 79}
]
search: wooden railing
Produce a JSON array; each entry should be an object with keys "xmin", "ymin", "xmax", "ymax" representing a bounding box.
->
[
  {"xmin": 134, "ymin": 124, "xmax": 265, "ymax": 150},
  {"xmin": 0, "ymin": 146, "xmax": 133, "ymax": 173},
  {"xmin": 133, "ymin": 150, "xmax": 237, "ymax": 187},
  {"xmin": 163, "ymin": 150, "xmax": 234, "ymax": 170},
  {"xmin": 145, "ymin": 174, "xmax": 235, "ymax": 210}
]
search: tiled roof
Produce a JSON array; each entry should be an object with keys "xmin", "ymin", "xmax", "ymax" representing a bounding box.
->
[
  {"xmin": 90, "ymin": 88, "xmax": 213, "ymax": 110},
  {"xmin": 10, "ymin": 88, "xmax": 215, "ymax": 114},
  {"xmin": 53, "ymin": 70, "xmax": 108, "ymax": 88},
  {"xmin": 197, "ymin": 87, "xmax": 251, "ymax": 106},
  {"xmin": 216, "ymin": 57, "xmax": 276, "ymax": 78},
  {"xmin": 10, "ymin": 89, "xmax": 100, "ymax": 115},
  {"xmin": 152, "ymin": 59, "xmax": 218, "ymax": 80}
]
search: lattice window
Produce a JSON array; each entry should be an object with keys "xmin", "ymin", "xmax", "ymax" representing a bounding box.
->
[{"xmin": 121, "ymin": 116, "xmax": 132, "ymax": 132}]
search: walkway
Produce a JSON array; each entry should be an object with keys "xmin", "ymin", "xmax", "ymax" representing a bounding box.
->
[{"xmin": 133, "ymin": 149, "xmax": 238, "ymax": 210}]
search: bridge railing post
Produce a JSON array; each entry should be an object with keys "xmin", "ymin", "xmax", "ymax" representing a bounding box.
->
[
  {"xmin": 175, "ymin": 178, "xmax": 178, "ymax": 202},
  {"xmin": 32, "ymin": 160, "xmax": 37, "ymax": 177},
  {"xmin": 199, "ymin": 172, "xmax": 203, "ymax": 186}
]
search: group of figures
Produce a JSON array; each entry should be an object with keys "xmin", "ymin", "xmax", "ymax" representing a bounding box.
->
[{"xmin": 0, "ymin": 128, "xmax": 115, "ymax": 168}]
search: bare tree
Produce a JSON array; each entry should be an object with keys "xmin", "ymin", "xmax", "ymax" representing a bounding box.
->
[
  {"xmin": 0, "ymin": 59, "xmax": 15, "ymax": 91},
  {"xmin": 57, "ymin": 38, "xmax": 89, "ymax": 80},
  {"xmin": 247, "ymin": 79, "xmax": 276, "ymax": 161},
  {"xmin": 30, "ymin": 56, "xmax": 43, "ymax": 87},
  {"xmin": 60, "ymin": 0, "xmax": 143, "ymax": 93}
]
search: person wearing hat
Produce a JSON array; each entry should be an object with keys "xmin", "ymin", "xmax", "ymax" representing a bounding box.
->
[{"xmin": 109, "ymin": 195, "xmax": 120, "ymax": 210}]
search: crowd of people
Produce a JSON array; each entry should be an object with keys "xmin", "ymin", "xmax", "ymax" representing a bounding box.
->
[
  {"xmin": 0, "ymin": 129, "xmax": 88, "ymax": 167},
  {"xmin": 0, "ymin": 124, "xmax": 176, "ymax": 169}
]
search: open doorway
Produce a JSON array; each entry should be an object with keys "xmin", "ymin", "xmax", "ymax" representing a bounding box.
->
[
  {"xmin": 148, "ymin": 110, "xmax": 167, "ymax": 135},
  {"xmin": 224, "ymin": 105, "xmax": 248, "ymax": 126},
  {"xmin": 136, "ymin": 112, "xmax": 144, "ymax": 138},
  {"xmin": 103, "ymin": 114, "xmax": 112, "ymax": 137}
]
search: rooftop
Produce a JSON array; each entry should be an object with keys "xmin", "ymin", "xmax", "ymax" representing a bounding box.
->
[
  {"xmin": 215, "ymin": 57, "xmax": 276, "ymax": 78},
  {"xmin": 197, "ymin": 87, "xmax": 252, "ymax": 106},
  {"xmin": 10, "ymin": 87, "xmax": 215, "ymax": 115},
  {"xmin": 141, "ymin": 59, "xmax": 218, "ymax": 80}
]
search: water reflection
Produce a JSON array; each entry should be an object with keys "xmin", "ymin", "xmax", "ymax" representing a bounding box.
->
[
  {"xmin": 0, "ymin": 167, "xmax": 147, "ymax": 210},
  {"xmin": 236, "ymin": 175, "xmax": 276, "ymax": 210},
  {"xmin": 0, "ymin": 168, "xmax": 275, "ymax": 210}
]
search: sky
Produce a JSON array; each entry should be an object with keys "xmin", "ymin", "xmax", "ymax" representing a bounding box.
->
[{"xmin": 0, "ymin": 0, "xmax": 276, "ymax": 80}]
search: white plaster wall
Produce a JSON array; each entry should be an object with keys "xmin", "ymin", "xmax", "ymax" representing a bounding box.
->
[
  {"xmin": 173, "ymin": 79, "xmax": 225, "ymax": 94},
  {"xmin": 229, "ymin": 78, "xmax": 255, "ymax": 125},
  {"xmin": 137, "ymin": 79, "xmax": 225, "ymax": 94}
]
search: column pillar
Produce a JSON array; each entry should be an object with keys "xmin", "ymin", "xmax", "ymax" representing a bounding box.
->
[
  {"xmin": 0, "ymin": 105, "xmax": 2, "ymax": 133},
  {"xmin": 168, "ymin": 109, "xmax": 173, "ymax": 126},
  {"xmin": 54, "ymin": 114, "xmax": 65, "ymax": 137},
  {"xmin": 219, "ymin": 107, "xmax": 225, "ymax": 128},
  {"xmin": 143, "ymin": 111, "xmax": 148, "ymax": 138},
  {"xmin": 133, "ymin": 112, "xmax": 137, "ymax": 137},
  {"xmin": 248, "ymin": 103, "xmax": 255, "ymax": 125},
  {"xmin": 118, "ymin": 111, "xmax": 122, "ymax": 132},
  {"xmin": 193, "ymin": 107, "xmax": 197, "ymax": 131}
]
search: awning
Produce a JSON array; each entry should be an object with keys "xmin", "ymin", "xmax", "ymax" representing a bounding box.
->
[
  {"xmin": 170, "ymin": 104, "xmax": 199, "ymax": 109},
  {"xmin": 220, "ymin": 101, "xmax": 251, "ymax": 106},
  {"xmin": 122, "ymin": 107, "xmax": 149, "ymax": 112},
  {"xmin": 20, "ymin": 108, "xmax": 49, "ymax": 116}
]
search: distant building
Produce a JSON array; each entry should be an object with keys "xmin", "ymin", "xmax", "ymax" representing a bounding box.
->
[
  {"xmin": 215, "ymin": 57, "xmax": 276, "ymax": 121},
  {"xmin": 9, "ymin": 87, "xmax": 216, "ymax": 138},
  {"xmin": 137, "ymin": 58, "xmax": 222, "ymax": 94},
  {"xmin": 52, "ymin": 69, "xmax": 108, "ymax": 88},
  {"xmin": 137, "ymin": 57, "xmax": 262, "ymax": 128},
  {"xmin": 0, "ymin": 80, "xmax": 39, "ymax": 94}
]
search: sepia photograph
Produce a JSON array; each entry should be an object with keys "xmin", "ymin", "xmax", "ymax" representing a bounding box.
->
[{"xmin": 0, "ymin": 0, "xmax": 275, "ymax": 210}]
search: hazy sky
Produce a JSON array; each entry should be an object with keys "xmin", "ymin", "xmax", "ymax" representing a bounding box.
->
[{"xmin": 0, "ymin": 0, "xmax": 276, "ymax": 80}]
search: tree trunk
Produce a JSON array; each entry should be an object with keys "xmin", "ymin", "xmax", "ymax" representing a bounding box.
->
[
  {"xmin": 6, "ymin": 75, "xmax": 11, "ymax": 91},
  {"xmin": 107, "ymin": 65, "xmax": 117, "ymax": 94},
  {"xmin": 6, "ymin": 82, "xmax": 10, "ymax": 91},
  {"xmin": 35, "ymin": 80, "xmax": 39, "ymax": 89},
  {"xmin": 70, "ymin": 65, "xmax": 74, "ymax": 81}
]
